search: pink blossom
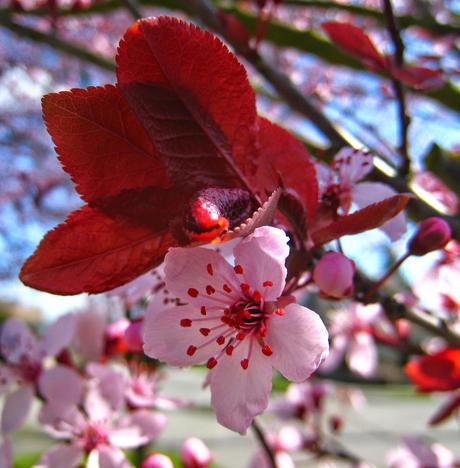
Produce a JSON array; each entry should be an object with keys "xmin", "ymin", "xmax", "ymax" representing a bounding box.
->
[
  {"xmin": 0, "ymin": 316, "xmax": 76, "ymax": 433},
  {"xmin": 317, "ymin": 148, "xmax": 407, "ymax": 240},
  {"xmin": 320, "ymin": 303, "xmax": 382, "ymax": 378},
  {"xmin": 386, "ymin": 437, "xmax": 458, "ymax": 468},
  {"xmin": 181, "ymin": 437, "xmax": 212, "ymax": 468},
  {"xmin": 38, "ymin": 383, "xmax": 166, "ymax": 468},
  {"xmin": 313, "ymin": 251, "xmax": 355, "ymax": 298},
  {"xmin": 143, "ymin": 227, "xmax": 329, "ymax": 433}
]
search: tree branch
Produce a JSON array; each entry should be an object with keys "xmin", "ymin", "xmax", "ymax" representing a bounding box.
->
[
  {"xmin": 383, "ymin": 0, "xmax": 410, "ymax": 176},
  {"xmin": 251, "ymin": 419, "xmax": 277, "ymax": 468}
]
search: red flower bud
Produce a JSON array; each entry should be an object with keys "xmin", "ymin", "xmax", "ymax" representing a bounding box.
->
[
  {"xmin": 124, "ymin": 319, "xmax": 144, "ymax": 353},
  {"xmin": 408, "ymin": 217, "xmax": 451, "ymax": 256},
  {"xmin": 313, "ymin": 252, "xmax": 355, "ymax": 299}
]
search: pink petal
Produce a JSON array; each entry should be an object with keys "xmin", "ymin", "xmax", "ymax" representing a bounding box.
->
[
  {"xmin": 209, "ymin": 339, "xmax": 273, "ymax": 434},
  {"xmin": 41, "ymin": 313, "xmax": 76, "ymax": 357},
  {"xmin": 1, "ymin": 384, "xmax": 34, "ymax": 433},
  {"xmin": 38, "ymin": 365, "xmax": 84, "ymax": 406},
  {"xmin": 348, "ymin": 332, "xmax": 377, "ymax": 378},
  {"xmin": 266, "ymin": 303, "xmax": 329, "ymax": 382},
  {"xmin": 335, "ymin": 148, "xmax": 373, "ymax": 185},
  {"xmin": 233, "ymin": 226, "xmax": 289, "ymax": 301},
  {"xmin": 109, "ymin": 410, "xmax": 166, "ymax": 448},
  {"xmin": 164, "ymin": 247, "xmax": 240, "ymax": 310},
  {"xmin": 37, "ymin": 444, "xmax": 83, "ymax": 468},
  {"xmin": 97, "ymin": 446, "xmax": 130, "ymax": 468},
  {"xmin": 353, "ymin": 182, "xmax": 407, "ymax": 240},
  {"xmin": 0, "ymin": 318, "xmax": 41, "ymax": 365},
  {"xmin": 143, "ymin": 304, "xmax": 221, "ymax": 366},
  {"xmin": 319, "ymin": 334, "xmax": 348, "ymax": 374},
  {"xmin": 39, "ymin": 403, "xmax": 85, "ymax": 438},
  {"xmin": 86, "ymin": 363, "xmax": 126, "ymax": 411},
  {"xmin": 72, "ymin": 310, "xmax": 106, "ymax": 361},
  {"xmin": 0, "ymin": 366, "xmax": 14, "ymax": 395},
  {"xmin": 0, "ymin": 436, "xmax": 12, "ymax": 468}
]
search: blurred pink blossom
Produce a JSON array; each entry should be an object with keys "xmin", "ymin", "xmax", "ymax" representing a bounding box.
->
[
  {"xmin": 143, "ymin": 226, "xmax": 329, "ymax": 433},
  {"xmin": 181, "ymin": 437, "xmax": 212, "ymax": 468},
  {"xmin": 313, "ymin": 251, "xmax": 355, "ymax": 298},
  {"xmin": 142, "ymin": 453, "xmax": 174, "ymax": 468}
]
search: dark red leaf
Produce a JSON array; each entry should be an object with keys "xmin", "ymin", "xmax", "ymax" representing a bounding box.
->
[
  {"xmin": 405, "ymin": 348, "xmax": 460, "ymax": 393},
  {"xmin": 429, "ymin": 392, "xmax": 460, "ymax": 426},
  {"xmin": 116, "ymin": 17, "xmax": 259, "ymax": 195},
  {"xmin": 311, "ymin": 194, "xmax": 410, "ymax": 245},
  {"xmin": 322, "ymin": 21, "xmax": 387, "ymax": 72},
  {"xmin": 256, "ymin": 117, "xmax": 318, "ymax": 219},
  {"xmin": 19, "ymin": 202, "xmax": 179, "ymax": 295},
  {"xmin": 391, "ymin": 66, "xmax": 444, "ymax": 91},
  {"xmin": 43, "ymin": 85, "xmax": 169, "ymax": 203}
]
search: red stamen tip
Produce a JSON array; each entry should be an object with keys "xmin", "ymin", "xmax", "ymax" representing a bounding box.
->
[
  {"xmin": 275, "ymin": 308, "xmax": 286, "ymax": 316},
  {"xmin": 263, "ymin": 280, "xmax": 273, "ymax": 287},
  {"xmin": 216, "ymin": 336, "xmax": 225, "ymax": 345},
  {"xmin": 207, "ymin": 357, "xmax": 218, "ymax": 369},
  {"xmin": 200, "ymin": 306, "xmax": 207, "ymax": 316},
  {"xmin": 240, "ymin": 358, "xmax": 249, "ymax": 370},
  {"xmin": 206, "ymin": 285, "xmax": 216, "ymax": 295},
  {"xmin": 234, "ymin": 265, "xmax": 244, "ymax": 274},
  {"xmin": 223, "ymin": 284, "xmax": 232, "ymax": 293},
  {"xmin": 207, "ymin": 263, "xmax": 213, "ymax": 275},
  {"xmin": 180, "ymin": 319, "xmax": 192, "ymax": 327},
  {"xmin": 253, "ymin": 291, "xmax": 262, "ymax": 302},
  {"xmin": 188, "ymin": 288, "xmax": 199, "ymax": 298},
  {"xmin": 262, "ymin": 344, "xmax": 273, "ymax": 356},
  {"xmin": 200, "ymin": 328, "xmax": 211, "ymax": 336},
  {"xmin": 236, "ymin": 332, "xmax": 246, "ymax": 340},
  {"xmin": 240, "ymin": 283, "xmax": 250, "ymax": 294},
  {"xmin": 225, "ymin": 345, "xmax": 234, "ymax": 356},
  {"xmin": 187, "ymin": 345, "xmax": 197, "ymax": 356}
]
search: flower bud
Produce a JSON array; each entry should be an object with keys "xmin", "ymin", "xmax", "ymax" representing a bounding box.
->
[
  {"xmin": 313, "ymin": 252, "xmax": 355, "ymax": 299},
  {"xmin": 408, "ymin": 217, "xmax": 451, "ymax": 256},
  {"xmin": 124, "ymin": 319, "xmax": 144, "ymax": 353},
  {"xmin": 181, "ymin": 438, "xmax": 212, "ymax": 468},
  {"xmin": 104, "ymin": 319, "xmax": 130, "ymax": 356},
  {"xmin": 142, "ymin": 453, "xmax": 174, "ymax": 468}
]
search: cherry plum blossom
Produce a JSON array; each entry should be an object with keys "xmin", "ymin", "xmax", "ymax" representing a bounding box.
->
[{"xmin": 143, "ymin": 226, "xmax": 329, "ymax": 433}]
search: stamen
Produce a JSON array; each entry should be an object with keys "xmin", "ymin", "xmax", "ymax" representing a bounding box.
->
[
  {"xmin": 234, "ymin": 265, "xmax": 244, "ymax": 274},
  {"xmin": 187, "ymin": 345, "xmax": 197, "ymax": 356},
  {"xmin": 207, "ymin": 357, "xmax": 218, "ymax": 369},
  {"xmin": 223, "ymin": 284, "xmax": 232, "ymax": 293},
  {"xmin": 263, "ymin": 280, "xmax": 273, "ymax": 287},
  {"xmin": 226, "ymin": 345, "xmax": 234, "ymax": 355},
  {"xmin": 253, "ymin": 291, "xmax": 262, "ymax": 302},
  {"xmin": 188, "ymin": 288, "xmax": 199, "ymax": 298},
  {"xmin": 180, "ymin": 319, "xmax": 192, "ymax": 327},
  {"xmin": 206, "ymin": 285, "xmax": 216, "ymax": 295},
  {"xmin": 240, "ymin": 358, "xmax": 249, "ymax": 370},
  {"xmin": 201, "ymin": 306, "xmax": 207, "ymax": 315},
  {"xmin": 275, "ymin": 308, "xmax": 286, "ymax": 316},
  {"xmin": 216, "ymin": 335, "xmax": 225, "ymax": 345},
  {"xmin": 240, "ymin": 283, "xmax": 250, "ymax": 294},
  {"xmin": 200, "ymin": 328, "xmax": 211, "ymax": 336},
  {"xmin": 262, "ymin": 344, "xmax": 273, "ymax": 356},
  {"xmin": 207, "ymin": 263, "xmax": 213, "ymax": 275},
  {"xmin": 236, "ymin": 332, "xmax": 246, "ymax": 340}
]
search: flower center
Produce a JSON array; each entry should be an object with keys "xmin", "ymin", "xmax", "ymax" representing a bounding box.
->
[{"xmin": 82, "ymin": 423, "xmax": 108, "ymax": 452}]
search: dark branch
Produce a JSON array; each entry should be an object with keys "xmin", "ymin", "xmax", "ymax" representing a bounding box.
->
[{"xmin": 251, "ymin": 419, "xmax": 277, "ymax": 468}]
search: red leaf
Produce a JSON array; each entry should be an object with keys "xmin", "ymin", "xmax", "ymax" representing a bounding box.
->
[
  {"xmin": 256, "ymin": 117, "xmax": 318, "ymax": 218},
  {"xmin": 322, "ymin": 21, "xmax": 387, "ymax": 72},
  {"xmin": 429, "ymin": 392, "xmax": 460, "ymax": 426},
  {"xmin": 43, "ymin": 85, "xmax": 169, "ymax": 203},
  {"xmin": 405, "ymin": 348, "xmax": 460, "ymax": 393},
  {"xmin": 311, "ymin": 194, "xmax": 410, "ymax": 245},
  {"xmin": 19, "ymin": 202, "xmax": 179, "ymax": 295},
  {"xmin": 116, "ymin": 17, "xmax": 259, "ymax": 195},
  {"xmin": 391, "ymin": 66, "xmax": 444, "ymax": 91}
]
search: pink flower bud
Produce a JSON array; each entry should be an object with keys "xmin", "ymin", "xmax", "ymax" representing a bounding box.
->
[
  {"xmin": 313, "ymin": 252, "xmax": 355, "ymax": 299},
  {"xmin": 105, "ymin": 319, "xmax": 130, "ymax": 356},
  {"xmin": 141, "ymin": 453, "xmax": 174, "ymax": 468},
  {"xmin": 181, "ymin": 438, "xmax": 212, "ymax": 468},
  {"xmin": 408, "ymin": 217, "xmax": 451, "ymax": 256},
  {"xmin": 124, "ymin": 319, "xmax": 144, "ymax": 353}
]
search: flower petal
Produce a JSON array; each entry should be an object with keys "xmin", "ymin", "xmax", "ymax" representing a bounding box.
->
[
  {"xmin": 1, "ymin": 385, "xmax": 34, "ymax": 433},
  {"xmin": 233, "ymin": 226, "xmax": 289, "ymax": 301},
  {"xmin": 348, "ymin": 332, "xmax": 377, "ymax": 378},
  {"xmin": 353, "ymin": 182, "xmax": 407, "ymax": 240},
  {"xmin": 97, "ymin": 446, "xmax": 130, "ymax": 468},
  {"xmin": 39, "ymin": 365, "xmax": 84, "ymax": 406},
  {"xmin": 109, "ymin": 410, "xmax": 166, "ymax": 448},
  {"xmin": 266, "ymin": 303, "xmax": 328, "ymax": 382},
  {"xmin": 36, "ymin": 444, "xmax": 83, "ymax": 468},
  {"xmin": 72, "ymin": 310, "xmax": 106, "ymax": 361},
  {"xmin": 164, "ymin": 247, "xmax": 240, "ymax": 309},
  {"xmin": 143, "ymin": 304, "xmax": 221, "ymax": 366},
  {"xmin": 41, "ymin": 313, "xmax": 76, "ymax": 357},
  {"xmin": 0, "ymin": 318, "xmax": 41, "ymax": 365},
  {"xmin": 335, "ymin": 148, "xmax": 373, "ymax": 185},
  {"xmin": 209, "ymin": 339, "xmax": 272, "ymax": 434}
]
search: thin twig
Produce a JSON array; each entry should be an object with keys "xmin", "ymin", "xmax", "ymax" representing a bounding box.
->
[
  {"xmin": 251, "ymin": 419, "xmax": 277, "ymax": 468},
  {"xmin": 121, "ymin": 0, "xmax": 143, "ymax": 19},
  {"xmin": 383, "ymin": 0, "xmax": 411, "ymax": 176}
]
